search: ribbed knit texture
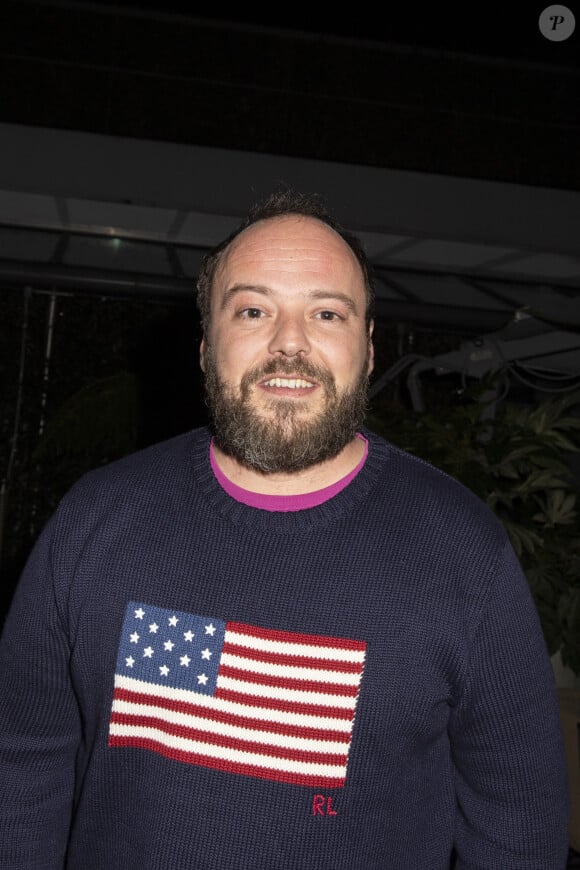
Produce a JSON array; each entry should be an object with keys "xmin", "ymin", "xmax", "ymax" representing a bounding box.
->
[{"xmin": 0, "ymin": 426, "xmax": 570, "ymax": 869}]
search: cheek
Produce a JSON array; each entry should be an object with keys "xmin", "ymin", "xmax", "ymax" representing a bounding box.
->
[
  {"xmin": 225, "ymin": 333, "xmax": 275, "ymax": 376},
  {"xmin": 208, "ymin": 333, "xmax": 260, "ymax": 384},
  {"xmin": 327, "ymin": 339, "xmax": 368, "ymax": 374}
]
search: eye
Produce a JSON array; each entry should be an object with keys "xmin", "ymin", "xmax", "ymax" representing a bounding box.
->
[
  {"xmin": 239, "ymin": 307, "xmax": 264, "ymax": 319},
  {"xmin": 316, "ymin": 310, "xmax": 343, "ymax": 321}
]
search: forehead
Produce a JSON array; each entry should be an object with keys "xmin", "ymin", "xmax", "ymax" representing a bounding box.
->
[{"xmin": 215, "ymin": 215, "xmax": 365, "ymax": 292}]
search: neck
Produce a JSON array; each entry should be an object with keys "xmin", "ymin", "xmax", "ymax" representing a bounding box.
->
[{"xmin": 211, "ymin": 435, "xmax": 366, "ymax": 495}]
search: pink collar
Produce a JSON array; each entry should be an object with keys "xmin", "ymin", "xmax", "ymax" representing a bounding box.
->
[{"xmin": 209, "ymin": 433, "xmax": 369, "ymax": 512}]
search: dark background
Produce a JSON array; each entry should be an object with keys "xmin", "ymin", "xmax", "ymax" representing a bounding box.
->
[{"xmin": 1, "ymin": 1, "xmax": 578, "ymax": 186}]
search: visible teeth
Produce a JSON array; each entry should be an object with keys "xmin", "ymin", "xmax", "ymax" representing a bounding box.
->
[{"xmin": 263, "ymin": 378, "xmax": 314, "ymax": 388}]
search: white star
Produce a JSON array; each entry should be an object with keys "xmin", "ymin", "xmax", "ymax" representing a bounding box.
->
[
  {"xmin": 168, "ymin": 615, "xmax": 179, "ymax": 627},
  {"xmin": 125, "ymin": 656, "xmax": 135, "ymax": 668},
  {"xmin": 134, "ymin": 608, "xmax": 145, "ymax": 620},
  {"xmin": 143, "ymin": 646, "xmax": 154, "ymax": 658},
  {"xmin": 201, "ymin": 648, "xmax": 212, "ymax": 660},
  {"xmin": 149, "ymin": 622, "xmax": 159, "ymax": 634},
  {"xmin": 129, "ymin": 632, "xmax": 140, "ymax": 644},
  {"xmin": 159, "ymin": 665, "xmax": 170, "ymax": 676},
  {"xmin": 164, "ymin": 640, "xmax": 175, "ymax": 651},
  {"xmin": 180, "ymin": 655, "xmax": 191, "ymax": 667},
  {"xmin": 183, "ymin": 630, "xmax": 195, "ymax": 642},
  {"xmin": 205, "ymin": 623, "xmax": 216, "ymax": 636},
  {"xmin": 197, "ymin": 673, "xmax": 208, "ymax": 685}
]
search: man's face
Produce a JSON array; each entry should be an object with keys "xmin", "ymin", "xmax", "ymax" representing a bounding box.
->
[{"xmin": 200, "ymin": 215, "xmax": 374, "ymax": 473}]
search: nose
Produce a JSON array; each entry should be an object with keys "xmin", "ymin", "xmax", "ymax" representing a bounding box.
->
[{"xmin": 267, "ymin": 312, "xmax": 311, "ymax": 357}]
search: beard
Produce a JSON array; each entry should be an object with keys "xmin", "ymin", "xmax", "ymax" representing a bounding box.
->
[{"xmin": 203, "ymin": 346, "xmax": 370, "ymax": 474}]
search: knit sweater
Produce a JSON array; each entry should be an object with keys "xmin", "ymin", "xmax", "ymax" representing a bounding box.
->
[{"xmin": 0, "ymin": 426, "xmax": 570, "ymax": 869}]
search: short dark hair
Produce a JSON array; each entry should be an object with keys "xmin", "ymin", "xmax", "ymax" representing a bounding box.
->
[{"xmin": 195, "ymin": 187, "xmax": 375, "ymax": 332}]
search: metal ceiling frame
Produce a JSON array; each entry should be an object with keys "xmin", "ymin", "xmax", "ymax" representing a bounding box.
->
[{"xmin": 2, "ymin": 121, "xmax": 580, "ymax": 393}]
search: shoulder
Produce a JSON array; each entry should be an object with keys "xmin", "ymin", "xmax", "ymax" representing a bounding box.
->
[
  {"xmin": 362, "ymin": 428, "xmax": 522, "ymax": 624},
  {"xmin": 50, "ymin": 427, "xmax": 210, "ymax": 530},
  {"xmin": 363, "ymin": 426, "xmax": 508, "ymax": 545}
]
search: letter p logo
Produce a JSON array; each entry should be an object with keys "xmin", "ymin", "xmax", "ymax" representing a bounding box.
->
[{"xmin": 538, "ymin": 5, "xmax": 576, "ymax": 41}]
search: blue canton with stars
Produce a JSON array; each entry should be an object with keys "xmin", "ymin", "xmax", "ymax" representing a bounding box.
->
[{"xmin": 115, "ymin": 602, "xmax": 226, "ymax": 695}]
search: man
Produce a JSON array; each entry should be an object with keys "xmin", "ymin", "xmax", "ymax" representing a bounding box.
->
[{"xmin": 0, "ymin": 189, "xmax": 570, "ymax": 868}]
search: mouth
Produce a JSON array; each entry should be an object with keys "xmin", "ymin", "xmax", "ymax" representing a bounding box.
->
[{"xmin": 257, "ymin": 375, "xmax": 318, "ymax": 397}]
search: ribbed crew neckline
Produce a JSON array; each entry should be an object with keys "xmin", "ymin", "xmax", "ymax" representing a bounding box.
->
[
  {"xmin": 189, "ymin": 426, "xmax": 390, "ymax": 534},
  {"xmin": 209, "ymin": 433, "xmax": 368, "ymax": 512}
]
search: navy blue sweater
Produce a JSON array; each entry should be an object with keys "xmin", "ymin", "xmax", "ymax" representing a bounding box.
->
[{"xmin": 0, "ymin": 427, "xmax": 570, "ymax": 868}]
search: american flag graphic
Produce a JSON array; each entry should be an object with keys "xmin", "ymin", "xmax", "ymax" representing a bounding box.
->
[{"xmin": 109, "ymin": 601, "xmax": 366, "ymax": 787}]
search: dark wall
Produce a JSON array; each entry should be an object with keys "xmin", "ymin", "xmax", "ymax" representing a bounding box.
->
[{"xmin": 1, "ymin": 1, "xmax": 579, "ymax": 190}]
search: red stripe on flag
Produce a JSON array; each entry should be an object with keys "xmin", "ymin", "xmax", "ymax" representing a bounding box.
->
[
  {"xmin": 217, "ymin": 664, "xmax": 360, "ymax": 696},
  {"xmin": 108, "ymin": 735, "xmax": 347, "ymax": 787},
  {"xmin": 221, "ymin": 641, "xmax": 364, "ymax": 672},
  {"xmin": 110, "ymin": 712, "xmax": 348, "ymax": 765},
  {"xmin": 214, "ymin": 687, "xmax": 357, "ymax": 718},
  {"xmin": 226, "ymin": 621, "xmax": 366, "ymax": 651},
  {"xmin": 113, "ymin": 687, "xmax": 352, "ymax": 741}
]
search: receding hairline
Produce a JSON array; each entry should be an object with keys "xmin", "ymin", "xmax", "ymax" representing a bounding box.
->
[
  {"xmin": 195, "ymin": 191, "xmax": 376, "ymax": 333},
  {"xmin": 214, "ymin": 213, "xmax": 366, "ymax": 278}
]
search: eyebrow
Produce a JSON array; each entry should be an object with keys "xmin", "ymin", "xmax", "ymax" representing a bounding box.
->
[{"xmin": 220, "ymin": 284, "xmax": 360, "ymax": 315}]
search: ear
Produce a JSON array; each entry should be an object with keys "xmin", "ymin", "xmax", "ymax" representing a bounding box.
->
[
  {"xmin": 199, "ymin": 336, "xmax": 207, "ymax": 373},
  {"xmin": 367, "ymin": 320, "xmax": 375, "ymax": 376}
]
